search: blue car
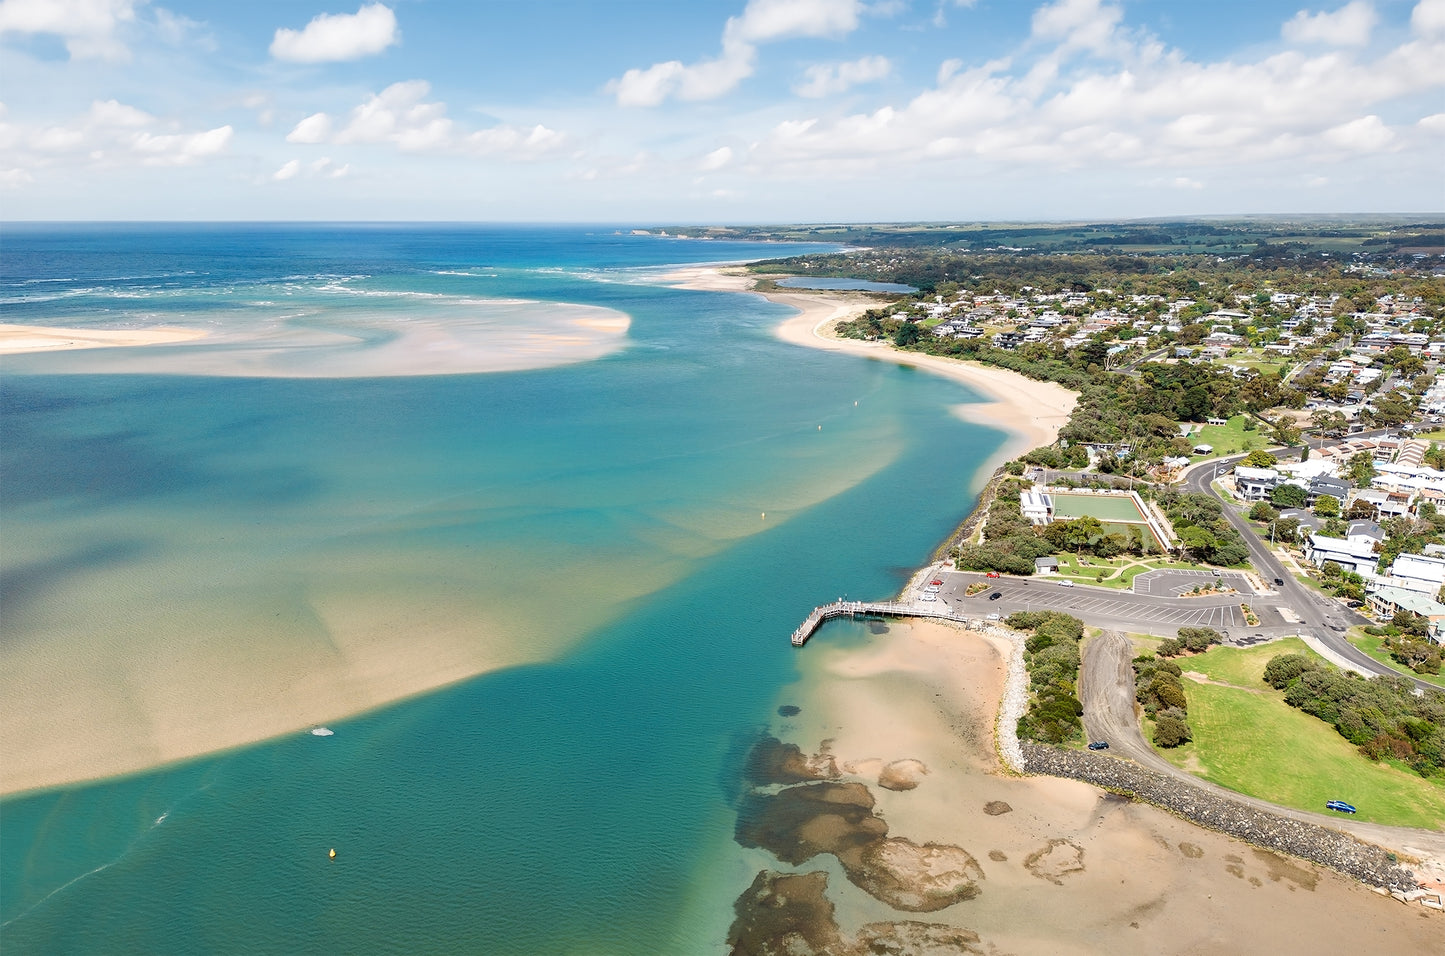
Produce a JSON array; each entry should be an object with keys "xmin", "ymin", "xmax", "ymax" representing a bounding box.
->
[
  {"xmin": 1325, "ymin": 800, "xmax": 1357, "ymax": 814},
  {"xmin": 1087, "ymin": 741, "xmax": 1109, "ymax": 751}
]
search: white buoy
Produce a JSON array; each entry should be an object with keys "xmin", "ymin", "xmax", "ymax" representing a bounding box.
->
[{"xmin": 329, "ymin": 848, "xmax": 337, "ymax": 860}]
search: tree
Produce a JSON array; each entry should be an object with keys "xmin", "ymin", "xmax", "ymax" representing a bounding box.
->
[
  {"xmin": 1347, "ymin": 451, "xmax": 1376, "ymax": 487},
  {"xmin": 1153, "ymin": 715, "xmax": 1193, "ymax": 747},
  {"xmin": 893, "ymin": 322, "xmax": 921, "ymax": 347},
  {"xmin": 1248, "ymin": 502, "xmax": 1279, "ymax": 522},
  {"xmin": 1270, "ymin": 516, "xmax": 1302, "ymax": 543},
  {"xmin": 1241, "ymin": 450, "xmax": 1278, "ymax": 468},
  {"xmin": 1426, "ymin": 444, "xmax": 1445, "ymax": 472},
  {"xmin": 1270, "ymin": 483, "xmax": 1308, "ymax": 509},
  {"xmin": 1314, "ymin": 494, "xmax": 1340, "ymax": 519},
  {"xmin": 1178, "ymin": 526, "xmax": 1218, "ymax": 562}
]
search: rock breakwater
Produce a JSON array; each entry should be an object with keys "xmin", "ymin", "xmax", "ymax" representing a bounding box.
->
[{"xmin": 1020, "ymin": 742, "xmax": 1419, "ymax": 891}]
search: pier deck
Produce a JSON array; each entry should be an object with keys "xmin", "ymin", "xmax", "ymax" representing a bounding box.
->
[{"xmin": 791, "ymin": 600, "xmax": 976, "ymax": 646}]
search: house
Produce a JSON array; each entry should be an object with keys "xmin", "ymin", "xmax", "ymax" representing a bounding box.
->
[
  {"xmin": 1034, "ymin": 556, "xmax": 1060, "ymax": 575},
  {"xmin": 1278, "ymin": 509, "xmax": 1322, "ymax": 535},
  {"xmin": 1233, "ymin": 466, "xmax": 1281, "ymax": 501},
  {"xmin": 1367, "ymin": 586, "xmax": 1445, "ymax": 643},
  {"xmin": 1193, "ymin": 443, "xmax": 1214, "ymax": 455},
  {"xmin": 1303, "ymin": 534, "xmax": 1379, "ymax": 577},
  {"xmin": 1383, "ymin": 552, "xmax": 1445, "ymax": 596},
  {"xmin": 1306, "ymin": 475, "xmax": 1351, "ymax": 506},
  {"xmin": 1346, "ymin": 520, "xmax": 1385, "ymax": 544}
]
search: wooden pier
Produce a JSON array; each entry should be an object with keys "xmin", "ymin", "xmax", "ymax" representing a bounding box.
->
[{"xmin": 791, "ymin": 600, "xmax": 975, "ymax": 646}]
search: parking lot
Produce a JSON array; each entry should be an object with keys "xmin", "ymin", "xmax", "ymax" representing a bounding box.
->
[
  {"xmin": 940, "ymin": 572, "xmax": 1250, "ymax": 633},
  {"xmin": 1132, "ymin": 569, "xmax": 1256, "ymax": 597}
]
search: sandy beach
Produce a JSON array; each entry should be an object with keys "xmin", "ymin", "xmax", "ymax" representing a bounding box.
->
[
  {"xmin": 659, "ymin": 266, "xmax": 1078, "ymax": 462},
  {"xmin": 0, "ymin": 323, "xmax": 209, "ymax": 354},
  {"xmin": 758, "ymin": 619, "xmax": 1441, "ymax": 953}
]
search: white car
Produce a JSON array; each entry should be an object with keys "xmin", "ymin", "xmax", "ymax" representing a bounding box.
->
[{"xmin": 1057, "ymin": 579, "xmax": 1074, "ymax": 587}]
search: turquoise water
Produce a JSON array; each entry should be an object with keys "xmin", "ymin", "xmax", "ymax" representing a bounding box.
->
[{"xmin": 0, "ymin": 227, "xmax": 1007, "ymax": 953}]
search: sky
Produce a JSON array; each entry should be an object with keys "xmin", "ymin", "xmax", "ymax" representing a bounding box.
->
[{"xmin": 1, "ymin": 0, "xmax": 1442, "ymax": 222}]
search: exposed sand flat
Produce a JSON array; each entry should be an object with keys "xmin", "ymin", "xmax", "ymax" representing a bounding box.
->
[
  {"xmin": 770, "ymin": 620, "xmax": 1441, "ymax": 953},
  {"xmin": 0, "ymin": 304, "xmax": 632, "ymax": 378},
  {"xmin": 0, "ymin": 323, "xmax": 208, "ymax": 354},
  {"xmin": 660, "ymin": 266, "xmax": 1078, "ymax": 461}
]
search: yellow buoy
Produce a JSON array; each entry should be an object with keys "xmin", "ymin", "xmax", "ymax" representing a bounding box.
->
[
  {"xmin": 329, "ymin": 848, "xmax": 336, "ymax": 860},
  {"xmin": 761, "ymin": 512, "xmax": 766, "ymax": 520},
  {"xmin": 817, "ymin": 425, "xmax": 822, "ymax": 430}
]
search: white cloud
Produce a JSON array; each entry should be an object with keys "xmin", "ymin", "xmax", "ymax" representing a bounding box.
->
[
  {"xmin": 1323, "ymin": 113, "xmax": 1394, "ymax": 150},
  {"xmin": 1030, "ymin": 0, "xmax": 1124, "ymax": 55},
  {"xmin": 610, "ymin": 0, "xmax": 865, "ymax": 106},
  {"xmin": 273, "ymin": 159, "xmax": 300, "ymax": 180},
  {"xmin": 270, "ymin": 3, "xmax": 398, "ymax": 63},
  {"xmin": 285, "ymin": 81, "xmax": 567, "ymax": 160},
  {"xmin": 1419, "ymin": 111, "xmax": 1445, "ymax": 131},
  {"xmin": 794, "ymin": 55, "xmax": 892, "ymax": 97},
  {"xmin": 0, "ymin": 99, "xmax": 233, "ymax": 179},
  {"xmin": 1282, "ymin": 2, "xmax": 1377, "ymax": 47},
  {"xmin": 0, "ymin": 0, "xmax": 136, "ymax": 60},
  {"xmin": 286, "ymin": 112, "xmax": 333, "ymax": 143},
  {"xmin": 1415, "ymin": 0, "xmax": 1445, "ymax": 37},
  {"xmin": 749, "ymin": 4, "xmax": 1443, "ymax": 179},
  {"xmin": 1172, "ymin": 176, "xmax": 1203, "ymax": 190},
  {"xmin": 699, "ymin": 145, "xmax": 733, "ymax": 170},
  {"xmin": 726, "ymin": 0, "xmax": 861, "ymax": 44}
]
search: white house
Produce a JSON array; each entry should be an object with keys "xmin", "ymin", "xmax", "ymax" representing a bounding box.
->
[
  {"xmin": 1303, "ymin": 534, "xmax": 1379, "ymax": 578},
  {"xmin": 1383, "ymin": 552, "xmax": 1445, "ymax": 597},
  {"xmin": 1233, "ymin": 466, "xmax": 1281, "ymax": 501}
]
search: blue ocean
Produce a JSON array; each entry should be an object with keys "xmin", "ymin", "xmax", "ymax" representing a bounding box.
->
[{"xmin": 0, "ymin": 225, "xmax": 1008, "ymax": 953}]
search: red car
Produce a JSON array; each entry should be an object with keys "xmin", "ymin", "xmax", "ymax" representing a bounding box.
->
[{"xmin": 985, "ymin": 572, "xmax": 1000, "ymax": 578}]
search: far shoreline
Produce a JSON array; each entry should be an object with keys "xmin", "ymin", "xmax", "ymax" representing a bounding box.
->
[{"xmin": 657, "ymin": 264, "xmax": 1079, "ymax": 477}]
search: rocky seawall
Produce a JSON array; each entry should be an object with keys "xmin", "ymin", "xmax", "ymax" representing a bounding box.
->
[{"xmin": 1019, "ymin": 742, "xmax": 1419, "ymax": 892}]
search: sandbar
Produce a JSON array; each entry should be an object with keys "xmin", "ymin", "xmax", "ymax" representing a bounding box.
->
[
  {"xmin": 659, "ymin": 266, "xmax": 1078, "ymax": 464},
  {"xmin": 763, "ymin": 619, "xmax": 1441, "ymax": 953},
  {"xmin": 0, "ymin": 323, "xmax": 208, "ymax": 354}
]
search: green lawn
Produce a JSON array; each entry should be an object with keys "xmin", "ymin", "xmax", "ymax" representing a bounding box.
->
[
  {"xmin": 1050, "ymin": 554, "xmax": 1205, "ymax": 589},
  {"xmin": 1347, "ymin": 629, "xmax": 1445, "ymax": 689},
  {"xmin": 1152, "ymin": 640, "xmax": 1445, "ymax": 829},
  {"xmin": 1191, "ymin": 415, "xmax": 1266, "ymax": 458}
]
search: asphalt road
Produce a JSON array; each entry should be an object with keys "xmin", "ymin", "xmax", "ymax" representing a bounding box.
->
[
  {"xmin": 1079, "ymin": 629, "xmax": 1445, "ymax": 862},
  {"xmin": 1181, "ymin": 453, "xmax": 1441, "ymax": 694}
]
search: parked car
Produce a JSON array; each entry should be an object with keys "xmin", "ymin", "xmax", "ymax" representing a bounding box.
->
[
  {"xmin": 1325, "ymin": 800, "xmax": 1357, "ymax": 814},
  {"xmin": 989, "ymin": 592, "xmax": 1002, "ymax": 601},
  {"xmin": 931, "ymin": 579, "xmax": 943, "ymax": 586},
  {"xmin": 985, "ymin": 571, "xmax": 1000, "ymax": 579},
  {"xmin": 920, "ymin": 593, "xmax": 937, "ymax": 602},
  {"xmin": 1274, "ymin": 577, "xmax": 1284, "ymax": 587},
  {"xmin": 1087, "ymin": 741, "xmax": 1109, "ymax": 751},
  {"xmin": 1057, "ymin": 580, "xmax": 1074, "ymax": 587},
  {"xmin": 985, "ymin": 613, "xmax": 1002, "ymax": 621}
]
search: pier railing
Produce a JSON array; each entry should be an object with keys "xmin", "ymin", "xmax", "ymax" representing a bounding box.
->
[{"xmin": 791, "ymin": 600, "xmax": 976, "ymax": 646}]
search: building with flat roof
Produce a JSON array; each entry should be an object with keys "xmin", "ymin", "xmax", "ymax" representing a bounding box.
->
[
  {"xmin": 1368, "ymin": 586, "xmax": 1445, "ymax": 643},
  {"xmin": 1384, "ymin": 552, "xmax": 1445, "ymax": 596}
]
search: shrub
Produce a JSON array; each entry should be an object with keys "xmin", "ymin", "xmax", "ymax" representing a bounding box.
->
[
  {"xmin": 1153, "ymin": 714, "xmax": 1193, "ymax": 747},
  {"xmin": 1157, "ymin": 638, "xmax": 1184, "ymax": 657},
  {"xmin": 1177, "ymin": 626, "xmax": 1223, "ymax": 652}
]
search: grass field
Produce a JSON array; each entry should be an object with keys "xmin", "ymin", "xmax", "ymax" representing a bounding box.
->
[
  {"xmin": 1152, "ymin": 639, "xmax": 1445, "ymax": 829},
  {"xmin": 1347, "ymin": 628, "xmax": 1445, "ymax": 689},
  {"xmin": 1191, "ymin": 415, "xmax": 1267, "ymax": 457},
  {"xmin": 1050, "ymin": 492, "xmax": 1149, "ymax": 522}
]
